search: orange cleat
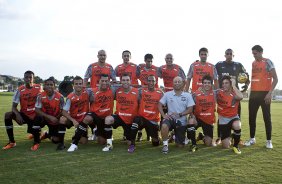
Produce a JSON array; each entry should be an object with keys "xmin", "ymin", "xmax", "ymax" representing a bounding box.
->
[
  {"xmin": 40, "ymin": 132, "xmax": 48, "ymax": 140},
  {"xmin": 2, "ymin": 142, "xmax": 16, "ymax": 150},
  {"xmin": 31, "ymin": 143, "xmax": 40, "ymax": 151},
  {"xmin": 27, "ymin": 134, "xmax": 34, "ymax": 140}
]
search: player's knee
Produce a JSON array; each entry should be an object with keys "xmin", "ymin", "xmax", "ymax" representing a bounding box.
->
[
  {"xmin": 105, "ymin": 116, "xmax": 114, "ymax": 125},
  {"xmin": 232, "ymin": 121, "xmax": 241, "ymax": 130},
  {"xmin": 83, "ymin": 115, "xmax": 93, "ymax": 125}
]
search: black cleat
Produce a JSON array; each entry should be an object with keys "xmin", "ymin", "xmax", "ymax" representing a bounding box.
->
[{"xmin": 56, "ymin": 143, "xmax": 66, "ymax": 150}]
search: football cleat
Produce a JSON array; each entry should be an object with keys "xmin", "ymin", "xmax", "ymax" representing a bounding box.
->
[
  {"xmin": 40, "ymin": 132, "xmax": 48, "ymax": 140},
  {"xmin": 128, "ymin": 144, "xmax": 135, "ymax": 153},
  {"xmin": 56, "ymin": 143, "xmax": 66, "ymax": 150},
  {"xmin": 102, "ymin": 144, "xmax": 113, "ymax": 152},
  {"xmin": 244, "ymin": 138, "xmax": 256, "ymax": 146},
  {"xmin": 67, "ymin": 144, "xmax": 78, "ymax": 152},
  {"xmin": 215, "ymin": 138, "xmax": 221, "ymax": 145},
  {"xmin": 27, "ymin": 134, "xmax": 34, "ymax": 140},
  {"xmin": 31, "ymin": 143, "xmax": 40, "ymax": 151},
  {"xmin": 2, "ymin": 142, "xmax": 16, "ymax": 150},
  {"xmin": 233, "ymin": 146, "xmax": 242, "ymax": 154},
  {"xmin": 266, "ymin": 140, "xmax": 273, "ymax": 149},
  {"xmin": 189, "ymin": 145, "xmax": 198, "ymax": 152}
]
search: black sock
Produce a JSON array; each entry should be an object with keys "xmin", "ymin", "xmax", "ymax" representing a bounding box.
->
[
  {"xmin": 5, "ymin": 118, "xmax": 15, "ymax": 143},
  {"xmin": 104, "ymin": 124, "xmax": 112, "ymax": 140},
  {"xmin": 32, "ymin": 125, "xmax": 41, "ymax": 144},
  {"xmin": 73, "ymin": 123, "xmax": 87, "ymax": 145},
  {"xmin": 187, "ymin": 124, "xmax": 196, "ymax": 145},
  {"xmin": 58, "ymin": 125, "xmax": 66, "ymax": 144},
  {"xmin": 233, "ymin": 129, "xmax": 241, "ymax": 147},
  {"xmin": 130, "ymin": 122, "xmax": 139, "ymax": 145}
]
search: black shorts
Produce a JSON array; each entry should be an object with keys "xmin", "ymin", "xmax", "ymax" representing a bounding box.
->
[
  {"xmin": 111, "ymin": 114, "xmax": 132, "ymax": 140},
  {"xmin": 137, "ymin": 117, "xmax": 159, "ymax": 140},
  {"xmin": 162, "ymin": 119, "xmax": 187, "ymax": 145},
  {"xmin": 87, "ymin": 112, "xmax": 107, "ymax": 138},
  {"xmin": 219, "ymin": 118, "xmax": 240, "ymax": 140},
  {"xmin": 196, "ymin": 119, "xmax": 214, "ymax": 139}
]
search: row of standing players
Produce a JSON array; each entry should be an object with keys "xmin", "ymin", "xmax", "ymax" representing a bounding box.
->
[{"xmin": 2, "ymin": 45, "xmax": 278, "ymax": 154}]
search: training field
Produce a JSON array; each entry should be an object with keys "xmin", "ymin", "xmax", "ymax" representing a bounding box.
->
[{"xmin": 0, "ymin": 92, "xmax": 282, "ymax": 184}]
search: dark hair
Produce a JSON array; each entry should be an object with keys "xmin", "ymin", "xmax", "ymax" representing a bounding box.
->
[
  {"xmin": 121, "ymin": 73, "xmax": 131, "ymax": 79},
  {"xmin": 225, "ymin": 48, "xmax": 234, "ymax": 54},
  {"xmin": 122, "ymin": 50, "xmax": 131, "ymax": 56},
  {"xmin": 72, "ymin": 76, "xmax": 83, "ymax": 84},
  {"xmin": 100, "ymin": 74, "xmax": 109, "ymax": 78},
  {"xmin": 202, "ymin": 74, "xmax": 213, "ymax": 84},
  {"xmin": 144, "ymin": 53, "xmax": 153, "ymax": 61},
  {"xmin": 199, "ymin": 47, "xmax": 208, "ymax": 55},
  {"xmin": 147, "ymin": 74, "xmax": 156, "ymax": 81},
  {"xmin": 221, "ymin": 75, "xmax": 232, "ymax": 85},
  {"xmin": 24, "ymin": 70, "xmax": 34, "ymax": 76},
  {"xmin": 252, "ymin": 45, "xmax": 263, "ymax": 52},
  {"xmin": 45, "ymin": 77, "xmax": 55, "ymax": 84}
]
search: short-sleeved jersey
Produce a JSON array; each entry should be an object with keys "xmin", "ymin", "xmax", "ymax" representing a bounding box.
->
[
  {"xmin": 65, "ymin": 90, "xmax": 90, "ymax": 122},
  {"xmin": 90, "ymin": 87, "xmax": 115, "ymax": 118},
  {"xmin": 36, "ymin": 91, "xmax": 64, "ymax": 125},
  {"xmin": 13, "ymin": 84, "xmax": 42, "ymax": 120},
  {"xmin": 216, "ymin": 89, "xmax": 239, "ymax": 118},
  {"xmin": 159, "ymin": 90, "xmax": 195, "ymax": 125},
  {"xmin": 84, "ymin": 62, "xmax": 116, "ymax": 88},
  {"xmin": 193, "ymin": 90, "xmax": 216, "ymax": 125},
  {"xmin": 115, "ymin": 63, "xmax": 139, "ymax": 86},
  {"xmin": 251, "ymin": 58, "xmax": 275, "ymax": 91},
  {"xmin": 187, "ymin": 61, "xmax": 218, "ymax": 92},
  {"xmin": 115, "ymin": 87, "xmax": 139, "ymax": 124},
  {"xmin": 158, "ymin": 64, "xmax": 186, "ymax": 92},
  {"xmin": 139, "ymin": 88, "xmax": 163, "ymax": 122},
  {"xmin": 138, "ymin": 64, "xmax": 159, "ymax": 87},
  {"xmin": 215, "ymin": 61, "xmax": 248, "ymax": 88}
]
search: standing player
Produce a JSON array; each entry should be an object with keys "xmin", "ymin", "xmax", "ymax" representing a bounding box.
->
[
  {"xmin": 190, "ymin": 75, "xmax": 216, "ymax": 148},
  {"xmin": 3, "ymin": 71, "xmax": 42, "ymax": 150},
  {"xmin": 185, "ymin": 47, "xmax": 218, "ymax": 93},
  {"xmin": 158, "ymin": 76, "xmax": 195, "ymax": 154},
  {"xmin": 128, "ymin": 75, "xmax": 163, "ymax": 153},
  {"xmin": 103, "ymin": 73, "xmax": 140, "ymax": 152},
  {"xmin": 158, "ymin": 53, "xmax": 186, "ymax": 92},
  {"xmin": 217, "ymin": 75, "xmax": 243, "ymax": 154},
  {"xmin": 215, "ymin": 49, "xmax": 250, "ymax": 144},
  {"xmin": 138, "ymin": 53, "xmax": 159, "ymax": 88},
  {"xmin": 115, "ymin": 50, "xmax": 139, "ymax": 87},
  {"xmin": 244, "ymin": 45, "xmax": 278, "ymax": 149},
  {"xmin": 84, "ymin": 50, "xmax": 116, "ymax": 88},
  {"xmin": 59, "ymin": 76, "xmax": 93, "ymax": 152},
  {"xmin": 82, "ymin": 74, "xmax": 115, "ymax": 148},
  {"xmin": 34, "ymin": 77, "xmax": 66, "ymax": 150}
]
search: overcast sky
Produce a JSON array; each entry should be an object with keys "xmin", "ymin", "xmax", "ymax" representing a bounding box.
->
[{"xmin": 0, "ymin": 0, "xmax": 281, "ymax": 88}]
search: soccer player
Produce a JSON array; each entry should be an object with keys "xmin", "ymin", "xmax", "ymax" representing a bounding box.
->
[
  {"xmin": 128, "ymin": 75, "xmax": 163, "ymax": 153},
  {"xmin": 244, "ymin": 45, "xmax": 278, "ymax": 149},
  {"xmin": 185, "ymin": 47, "xmax": 218, "ymax": 93},
  {"xmin": 82, "ymin": 74, "xmax": 115, "ymax": 148},
  {"xmin": 115, "ymin": 50, "xmax": 139, "ymax": 86},
  {"xmin": 216, "ymin": 75, "xmax": 243, "ymax": 154},
  {"xmin": 103, "ymin": 73, "xmax": 140, "ymax": 152},
  {"xmin": 158, "ymin": 53, "xmax": 186, "ymax": 92},
  {"xmin": 190, "ymin": 75, "xmax": 216, "ymax": 149},
  {"xmin": 215, "ymin": 49, "xmax": 250, "ymax": 144},
  {"xmin": 158, "ymin": 76, "xmax": 195, "ymax": 154},
  {"xmin": 59, "ymin": 76, "xmax": 93, "ymax": 152},
  {"xmin": 84, "ymin": 50, "xmax": 116, "ymax": 88},
  {"xmin": 34, "ymin": 77, "xmax": 66, "ymax": 150},
  {"xmin": 138, "ymin": 53, "xmax": 159, "ymax": 88},
  {"xmin": 3, "ymin": 70, "xmax": 42, "ymax": 150}
]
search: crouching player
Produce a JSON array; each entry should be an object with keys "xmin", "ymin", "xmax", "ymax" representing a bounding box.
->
[
  {"xmin": 82, "ymin": 74, "xmax": 115, "ymax": 149},
  {"xmin": 128, "ymin": 75, "xmax": 163, "ymax": 153},
  {"xmin": 217, "ymin": 75, "xmax": 243, "ymax": 154},
  {"xmin": 3, "ymin": 70, "xmax": 42, "ymax": 150},
  {"xmin": 188, "ymin": 75, "xmax": 216, "ymax": 151},
  {"xmin": 103, "ymin": 73, "xmax": 140, "ymax": 152},
  {"xmin": 59, "ymin": 76, "xmax": 93, "ymax": 152},
  {"xmin": 34, "ymin": 77, "xmax": 66, "ymax": 150},
  {"xmin": 158, "ymin": 76, "xmax": 195, "ymax": 154}
]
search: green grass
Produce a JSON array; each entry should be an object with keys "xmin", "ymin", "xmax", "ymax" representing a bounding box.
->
[{"xmin": 0, "ymin": 92, "xmax": 282, "ymax": 184}]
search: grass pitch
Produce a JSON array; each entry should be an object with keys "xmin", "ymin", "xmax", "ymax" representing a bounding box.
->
[{"xmin": 0, "ymin": 92, "xmax": 282, "ymax": 184}]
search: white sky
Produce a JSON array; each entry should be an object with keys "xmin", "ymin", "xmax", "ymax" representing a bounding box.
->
[{"xmin": 0, "ymin": 0, "xmax": 281, "ymax": 88}]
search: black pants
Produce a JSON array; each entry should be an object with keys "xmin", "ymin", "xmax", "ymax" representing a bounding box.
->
[{"xmin": 248, "ymin": 91, "xmax": 272, "ymax": 140}]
